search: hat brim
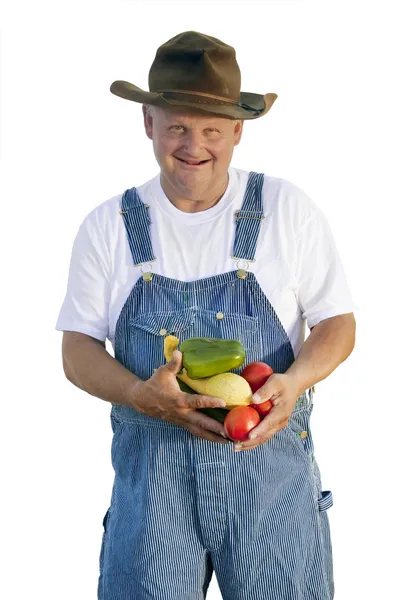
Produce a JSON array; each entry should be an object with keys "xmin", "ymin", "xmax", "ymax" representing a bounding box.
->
[{"xmin": 110, "ymin": 80, "xmax": 277, "ymax": 120}]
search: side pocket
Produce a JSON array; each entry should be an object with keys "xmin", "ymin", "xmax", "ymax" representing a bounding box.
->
[
  {"xmin": 312, "ymin": 456, "xmax": 334, "ymax": 511},
  {"xmin": 99, "ymin": 508, "xmax": 110, "ymax": 573},
  {"xmin": 286, "ymin": 407, "xmax": 334, "ymax": 513},
  {"xmin": 310, "ymin": 452, "xmax": 334, "ymax": 515},
  {"xmin": 97, "ymin": 508, "xmax": 110, "ymax": 600},
  {"xmin": 286, "ymin": 405, "xmax": 315, "ymax": 459},
  {"xmin": 318, "ymin": 490, "xmax": 333, "ymax": 512}
]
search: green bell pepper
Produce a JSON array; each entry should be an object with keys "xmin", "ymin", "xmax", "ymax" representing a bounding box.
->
[{"xmin": 180, "ymin": 337, "xmax": 245, "ymax": 379}]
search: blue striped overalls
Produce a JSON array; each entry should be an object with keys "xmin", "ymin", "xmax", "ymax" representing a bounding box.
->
[{"xmin": 98, "ymin": 172, "xmax": 334, "ymax": 599}]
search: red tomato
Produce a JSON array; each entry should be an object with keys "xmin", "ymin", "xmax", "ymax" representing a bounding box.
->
[
  {"xmin": 240, "ymin": 361, "xmax": 274, "ymax": 394},
  {"xmin": 250, "ymin": 399, "xmax": 273, "ymax": 418},
  {"xmin": 224, "ymin": 406, "xmax": 261, "ymax": 441}
]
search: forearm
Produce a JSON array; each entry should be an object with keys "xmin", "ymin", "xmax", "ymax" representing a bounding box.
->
[
  {"xmin": 62, "ymin": 332, "xmax": 142, "ymax": 407},
  {"xmin": 285, "ymin": 313, "xmax": 356, "ymax": 396}
]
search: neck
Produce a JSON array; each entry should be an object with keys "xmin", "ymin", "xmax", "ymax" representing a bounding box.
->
[{"xmin": 160, "ymin": 172, "xmax": 229, "ymax": 213}]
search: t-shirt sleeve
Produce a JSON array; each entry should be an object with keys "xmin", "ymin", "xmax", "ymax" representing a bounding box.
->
[
  {"xmin": 294, "ymin": 206, "xmax": 358, "ymax": 329},
  {"xmin": 55, "ymin": 212, "xmax": 111, "ymax": 341}
]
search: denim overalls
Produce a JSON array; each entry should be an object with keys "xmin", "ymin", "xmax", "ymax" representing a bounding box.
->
[{"xmin": 98, "ymin": 172, "xmax": 334, "ymax": 599}]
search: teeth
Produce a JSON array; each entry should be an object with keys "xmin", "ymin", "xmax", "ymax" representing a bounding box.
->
[{"xmin": 178, "ymin": 158, "xmax": 204, "ymax": 165}]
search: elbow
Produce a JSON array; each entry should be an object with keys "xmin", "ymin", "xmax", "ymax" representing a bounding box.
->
[
  {"xmin": 62, "ymin": 355, "xmax": 72, "ymax": 382},
  {"xmin": 62, "ymin": 350, "xmax": 75, "ymax": 384},
  {"xmin": 61, "ymin": 331, "xmax": 79, "ymax": 384},
  {"xmin": 345, "ymin": 313, "xmax": 357, "ymax": 358}
]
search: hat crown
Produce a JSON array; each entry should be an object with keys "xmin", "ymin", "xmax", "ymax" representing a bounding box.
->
[{"xmin": 148, "ymin": 31, "xmax": 241, "ymax": 102}]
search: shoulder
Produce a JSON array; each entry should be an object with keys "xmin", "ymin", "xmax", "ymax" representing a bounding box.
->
[
  {"xmin": 81, "ymin": 175, "xmax": 157, "ymax": 238},
  {"xmin": 235, "ymin": 168, "xmax": 321, "ymax": 233},
  {"xmin": 84, "ymin": 193, "xmax": 123, "ymax": 230},
  {"xmin": 264, "ymin": 174, "xmax": 319, "ymax": 222}
]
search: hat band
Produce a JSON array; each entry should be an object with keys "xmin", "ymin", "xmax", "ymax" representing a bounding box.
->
[{"xmin": 153, "ymin": 88, "xmax": 240, "ymax": 106}]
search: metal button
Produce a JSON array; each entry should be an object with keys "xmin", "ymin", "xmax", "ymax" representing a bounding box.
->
[
  {"xmin": 299, "ymin": 431, "xmax": 308, "ymax": 439},
  {"xmin": 159, "ymin": 328, "xmax": 167, "ymax": 336},
  {"xmin": 143, "ymin": 272, "xmax": 153, "ymax": 282},
  {"xmin": 237, "ymin": 269, "xmax": 248, "ymax": 279},
  {"xmin": 216, "ymin": 312, "xmax": 224, "ymax": 320}
]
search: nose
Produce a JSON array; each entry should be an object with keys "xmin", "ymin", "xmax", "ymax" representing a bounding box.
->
[{"xmin": 181, "ymin": 130, "xmax": 204, "ymax": 157}]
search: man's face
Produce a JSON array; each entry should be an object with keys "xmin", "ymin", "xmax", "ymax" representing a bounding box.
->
[{"xmin": 143, "ymin": 105, "xmax": 243, "ymax": 199}]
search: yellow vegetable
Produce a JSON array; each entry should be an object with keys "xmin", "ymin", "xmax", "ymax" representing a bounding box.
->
[
  {"xmin": 164, "ymin": 335, "xmax": 180, "ymax": 362},
  {"xmin": 164, "ymin": 335, "xmax": 252, "ymax": 409}
]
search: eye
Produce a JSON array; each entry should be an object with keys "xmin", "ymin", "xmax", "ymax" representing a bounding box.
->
[{"xmin": 170, "ymin": 125, "xmax": 185, "ymax": 132}]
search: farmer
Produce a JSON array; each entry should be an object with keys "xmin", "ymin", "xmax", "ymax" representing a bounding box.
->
[{"xmin": 57, "ymin": 31, "xmax": 356, "ymax": 599}]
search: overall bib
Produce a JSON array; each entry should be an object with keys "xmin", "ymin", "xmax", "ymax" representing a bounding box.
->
[{"xmin": 98, "ymin": 172, "xmax": 334, "ymax": 600}]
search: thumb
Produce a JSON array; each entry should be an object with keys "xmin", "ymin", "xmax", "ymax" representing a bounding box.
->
[
  {"xmin": 252, "ymin": 377, "xmax": 277, "ymax": 404},
  {"xmin": 165, "ymin": 349, "xmax": 183, "ymax": 374}
]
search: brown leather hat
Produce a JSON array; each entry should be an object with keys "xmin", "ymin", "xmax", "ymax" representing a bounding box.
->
[{"xmin": 110, "ymin": 31, "xmax": 277, "ymax": 120}]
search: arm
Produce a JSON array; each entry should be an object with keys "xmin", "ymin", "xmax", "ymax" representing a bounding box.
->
[
  {"xmin": 235, "ymin": 193, "xmax": 357, "ymax": 451},
  {"xmin": 238, "ymin": 312, "xmax": 356, "ymax": 451},
  {"xmin": 284, "ymin": 312, "xmax": 356, "ymax": 397},
  {"xmin": 62, "ymin": 331, "xmax": 143, "ymax": 407},
  {"xmin": 58, "ymin": 217, "xmax": 228, "ymax": 443},
  {"xmin": 61, "ymin": 331, "xmax": 229, "ymax": 444}
]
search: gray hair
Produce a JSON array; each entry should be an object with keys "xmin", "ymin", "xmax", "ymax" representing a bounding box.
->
[
  {"xmin": 144, "ymin": 103, "xmax": 242, "ymax": 125},
  {"xmin": 144, "ymin": 104, "xmax": 156, "ymax": 116}
]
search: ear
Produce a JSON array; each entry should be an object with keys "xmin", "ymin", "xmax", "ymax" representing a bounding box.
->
[
  {"xmin": 233, "ymin": 120, "xmax": 244, "ymax": 146},
  {"xmin": 143, "ymin": 105, "xmax": 154, "ymax": 140}
]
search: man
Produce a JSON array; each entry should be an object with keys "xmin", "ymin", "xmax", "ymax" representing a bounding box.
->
[{"xmin": 57, "ymin": 31, "xmax": 356, "ymax": 599}]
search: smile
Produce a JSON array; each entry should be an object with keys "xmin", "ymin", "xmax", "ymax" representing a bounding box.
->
[{"xmin": 175, "ymin": 157, "xmax": 211, "ymax": 167}]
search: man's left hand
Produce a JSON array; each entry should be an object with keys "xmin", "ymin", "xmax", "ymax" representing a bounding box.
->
[{"xmin": 233, "ymin": 373, "xmax": 302, "ymax": 452}]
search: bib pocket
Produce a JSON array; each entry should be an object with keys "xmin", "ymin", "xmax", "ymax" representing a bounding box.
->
[
  {"xmin": 128, "ymin": 308, "xmax": 196, "ymax": 380},
  {"xmin": 195, "ymin": 308, "xmax": 262, "ymax": 370},
  {"xmin": 128, "ymin": 307, "xmax": 262, "ymax": 379}
]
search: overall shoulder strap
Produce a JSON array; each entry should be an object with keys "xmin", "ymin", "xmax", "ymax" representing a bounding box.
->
[
  {"xmin": 232, "ymin": 171, "xmax": 265, "ymax": 261},
  {"xmin": 119, "ymin": 187, "xmax": 156, "ymax": 266}
]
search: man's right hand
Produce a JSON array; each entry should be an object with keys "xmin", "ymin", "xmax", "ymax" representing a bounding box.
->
[{"xmin": 131, "ymin": 350, "xmax": 230, "ymax": 444}]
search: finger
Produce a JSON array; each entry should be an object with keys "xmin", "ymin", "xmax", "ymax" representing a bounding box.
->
[
  {"xmin": 174, "ymin": 411, "xmax": 228, "ymax": 440},
  {"xmin": 235, "ymin": 421, "xmax": 284, "ymax": 451},
  {"xmin": 233, "ymin": 440, "xmax": 258, "ymax": 452},
  {"xmin": 247, "ymin": 410, "xmax": 288, "ymax": 442},
  {"xmin": 189, "ymin": 411, "xmax": 228, "ymax": 438},
  {"xmin": 164, "ymin": 350, "xmax": 183, "ymax": 374},
  {"xmin": 251, "ymin": 376, "xmax": 279, "ymax": 404},
  {"xmin": 183, "ymin": 394, "xmax": 226, "ymax": 410},
  {"xmin": 187, "ymin": 424, "xmax": 230, "ymax": 445}
]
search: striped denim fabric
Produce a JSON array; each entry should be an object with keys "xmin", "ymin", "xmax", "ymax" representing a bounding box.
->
[{"xmin": 98, "ymin": 173, "xmax": 334, "ymax": 599}]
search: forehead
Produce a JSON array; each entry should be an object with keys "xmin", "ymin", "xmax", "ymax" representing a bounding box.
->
[{"xmin": 155, "ymin": 106, "xmax": 232, "ymax": 126}]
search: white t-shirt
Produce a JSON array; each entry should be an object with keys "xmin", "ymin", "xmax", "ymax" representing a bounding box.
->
[{"xmin": 56, "ymin": 167, "xmax": 357, "ymax": 357}]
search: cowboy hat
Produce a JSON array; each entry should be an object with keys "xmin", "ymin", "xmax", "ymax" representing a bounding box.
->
[{"xmin": 110, "ymin": 31, "xmax": 277, "ymax": 120}]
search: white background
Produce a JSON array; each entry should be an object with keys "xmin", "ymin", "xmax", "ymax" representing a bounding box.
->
[{"xmin": 0, "ymin": 1, "xmax": 399, "ymax": 598}]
